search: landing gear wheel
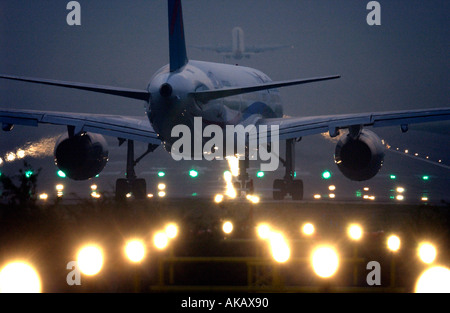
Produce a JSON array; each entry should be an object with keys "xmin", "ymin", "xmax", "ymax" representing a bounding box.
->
[
  {"xmin": 291, "ymin": 179, "xmax": 304, "ymax": 201},
  {"xmin": 273, "ymin": 179, "xmax": 286, "ymax": 200}
]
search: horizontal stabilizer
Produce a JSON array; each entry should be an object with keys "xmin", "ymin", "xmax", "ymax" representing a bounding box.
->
[
  {"xmin": 190, "ymin": 75, "xmax": 340, "ymax": 103},
  {"xmin": 0, "ymin": 74, "xmax": 149, "ymax": 101}
]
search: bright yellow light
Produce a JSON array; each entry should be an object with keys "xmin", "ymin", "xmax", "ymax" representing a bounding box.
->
[
  {"xmin": 415, "ymin": 266, "xmax": 450, "ymax": 293},
  {"xmin": 421, "ymin": 197, "xmax": 428, "ymax": 202},
  {"xmin": 418, "ymin": 242, "xmax": 437, "ymax": 264},
  {"xmin": 222, "ymin": 221, "xmax": 233, "ymax": 234},
  {"xmin": 147, "ymin": 193, "xmax": 154, "ymax": 198},
  {"xmin": 269, "ymin": 232, "xmax": 290, "ymax": 263},
  {"xmin": 257, "ymin": 223, "xmax": 271, "ymax": 240},
  {"xmin": 157, "ymin": 183, "xmax": 166, "ymax": 191},
  {"xmin": 328, "ymin": 185, "xmax": 336, "ymax": 191},
  {"xmin": 55, "ymin": 184, "xmax": 64, "ymax": 191},
  {"xmin": 39, "ymin": 193, "xmax": 48, "ymax": 200},
  {"xmin": 313, "ymin": 194, "xmax": 321, "ymax": 199},
  {"xmin": 387, "ymin": 235, "xmax": 401, "ymax": 252},
  {"xmin": 329, "ymin": 193, "xmax": 335, "ymax": 199},
  {"xmin": 396, "ymin": 195, "xmax": 404, "ymax": 201},
  {"xmin": 90, "ymin": 184, "xmax": 98, "ymax": 191},
  {"xmin": 77, "ymin": 245, "xmax": 104, "ymax": 276},
  {"xmin": 165, "ymin": 223, "xmax": 178, "ymax": 239},
  {"xmin": 16, "ymin": 150, "xmax": 25, "ymax": 159},
  {"xmin": 363, "ymin": 187, "xmax": 369, "ymax": 191},
  {"xmin": 126, "ymin": 192, "xmax": 132, "ymax": 198},
  {"xmin": 125, "ymin": 240, "xmax": 146, "ymax": 263},
  {"xmin": 214, "ymin": 194, "xmax": 224, "ymax": 203},
  {"xmin": 91, "ymin": 191, "xmax": 101, "ymax": 199},
  {"xmin": 153, "ymin": 232, "xmax": 169, "ymax": 250},
  {"xmin": 158, "ymin": 191, "xmax": 166, "ymax": 198},
  {"xmin": 348, "ymin": 224, "xmax": 363, "ymax": 241},
  {"xmin": 6, "ymin": 152, "xmax": 15, "ymax": 162},
  {"xmin": 302, "ymin": 223, "xmax": 315, "ymax": 236},
  {"xmin": 246, "ymin": 194, "xmax": 260, "ymax": 204},
  {"xmin": 226, "ymin": 156, "xmax": 239, "ymax": 177},
  {"xmin": 0, "ymin": 261, "xmax": 42, "ymax": 293},
  {"xmin": 396, "ymin": 187, "xmax": 405, "ymax": 193},
  {"xmin": 312, "ymin": 246, "xmax": 339, "ymax": 278}
]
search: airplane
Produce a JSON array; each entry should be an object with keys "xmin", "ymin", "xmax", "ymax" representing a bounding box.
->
[
  {"xmin": 0, "ymin": 0, "xmax": 449, "ymax": 201},
  {"xmin": 191, "ymin": 26, "xmax": 292, "ymax": 60}
]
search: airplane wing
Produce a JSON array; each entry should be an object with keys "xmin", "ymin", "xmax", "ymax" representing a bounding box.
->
[
  {"xmin": 0, "ymin": 108, "xmax": 160, "ymax": 145},
  {"xmin": 256, "ymin": 108, "xmax": 450, "ymax": 140}
]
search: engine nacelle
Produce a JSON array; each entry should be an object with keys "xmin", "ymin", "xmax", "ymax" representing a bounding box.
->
[
  {"xmin": 54, "ymin": 132, "xmax": 109, "ymax": 181},
  {"xmin": 334, "ymin": 129, "xmax": 385, "ymax": 181}
]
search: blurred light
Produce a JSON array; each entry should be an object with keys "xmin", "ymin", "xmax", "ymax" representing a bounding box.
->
[
  {"xmin": 165, "ymin": 223, "xmax": 178, "ymax": 239},
  {"xmin": 157, "ymin": 171, "xmax": 165, "ymax": 177},
  {"xmin": 302, "ymin": 223, "xmax": 315, "ymax": 236},
  {"xmin": 311, "ymin": 246, "xmax": 339, "ymax": 278},
  {"xmin": 16, "ymin": 150, "xmax": 25, "ymax": 159},
  {"xmin": 246, "ymin": 194, "xmax": 260, "ymax": 204},
  {"xmin": 157, "ymin": 183, "xmax": 166, "ymax": 190},
  {"xmin": 214, "ymin": 194, "xmax": 224, "ymax": 203},
  {"xmin": 421, "ymin": 196, "xmax": 428, "ymax": 202},
  {"xmin": 422, "ymin": 175, "xmax": 430, "ymax": 181},
  {"xmin": 57, "ymin": 170, "xmax": 66, "ymax": 178},
  {"xmin": 256, "ymin": 171, "xmax": 265, "ymax": 178},
  {"xmin": 257, "ymin": 224, "xmax": 271, "ymax": 240},
  {"xmin": 363, "ymin": 187, "xmax": 369, "ymax": 191},
  {"xmin": 126, "ymin": 193, "xmax": 132, "ymax": 198},
  {"xmin": 313, "ymin": 194, "xmax": 321, "ymax": 200},
  {"xmin": 226, "ymin": 156, "xmax": 239, "ymax": 177},
  {"xmin": 0, "ymin": 261, "xmax": 42, "ymax": 293},
  {"xmin": 404, "ymin": 149, "xmax": 409, "ymax": 154},
  {"xmin": 418, "ymin": 242, "xmax": 437, "ymax": 264},
  {"xmin": 6, "ymin": 152, "xmax": 15, "ymax": 162},
  {"xmin": 321, "ymin": 170, "xmax": 331, "ymax": 180},
  {"xmin": 189, "ymin": 169, "xmax": 198, "ymax": 178},
  {"xmin": 224, "ymin": 171, "xmax": 237, "ymax": 199},
  {"xmin": 90, "ymin": 184, "xmax": 97, "ymax": 191},
  {"xmin": 415, "ymin": 266, "xmax": 450, "ymax": 293},
  {"xmin": 387, "ymin": 235, "xmax": 401, "ymax": 252},
  {"xmin": 396, "ymin": 195, "xmax": 404, "ymax": 201},
  {"xmin": 39, "ymin": 193, "xmax": 48, "ymax": 201},
  {"xmin": 77, "ymin": 245, "xmax": 104, "ymax": 276},
  {"xmin": 329, "ymin": 193, "xmax": 335, "ymax": 199},
  {"xmin": 55, "ymin": 184, "xmax": 64, "ymax": 191},
  {"xmin": 153, "ymin": 232, "xmax": 169, "ymax": 250},
  {"xmin": 348, "ymin": 224, "xmax": 363, "ymax": 241},
  {"xmin": 25, "ymin": 170, "xmax": 33, "ymax": 178},
  {"xmin": 396, "ymin": 187, "xmax": 405, "ymax": 193},
  {"xmin": 222, "ymin": 221, "xmax": 233, "ymax": 234},
  {"xmin": 268, "ymin": 232, "xmax": 290, "ymax": 263},
  {"xmin": 158, "ymin": 191, "xmax": 166, "ymax": 198},
  {"xmin": 389, "ymin": 174, "xmax": 396, "ymax": 180},
  {"xmin": 125, "ymin": 240, "xmax": 146, "ymax": 263},
  {"xmin": 328, "ymin": 185, "xmax": 336, "ymax": 191},
  {"xmin": 147, "ymin": 193, "xmax": 154, "ymax": 198},
  {"xmin": 91, "ymin": 191, "xmax": 101, "ymax": 199}
]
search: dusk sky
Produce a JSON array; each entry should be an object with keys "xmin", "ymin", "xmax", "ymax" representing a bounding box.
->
[{"xmin": 0, "ymin": 1, "xmax": 448, "ymax": 201}]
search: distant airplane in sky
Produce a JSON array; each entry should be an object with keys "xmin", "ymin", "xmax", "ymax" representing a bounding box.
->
[
  {"xmin": 191, "ymin": 26, "xmax": 293, "ymax": 60},
  {"xmin": 0, "ymin": 0, "xmax": 449, "ymax": 201}
]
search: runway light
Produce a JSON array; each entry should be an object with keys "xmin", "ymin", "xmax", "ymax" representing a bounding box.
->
[
  {"xmin": 302, "ymin": 223, "xmax": 315, "ymax": 236},
  {"xmin": 147, "ymin": 193, "xmax": 154, "ymax": 198},
  {"xmin": 389, "ymin": 174, "xmax": 396, "ymax": 180},
  {"xmin": 329, "ymin": 193, "xmax": 336, "ymax": 199},
  {"xmin": 25, "ymin": 170, "xmax": 33, "ymax": 178},
  {"xmin": 257, "ymin": 224, "xmax": 271, "ymax": 240},
  {"xmin": 312, "ymin": 246, "xmax": 339, "ymax": 278},
  {"xmin": 313, "ymin": 194, "xmax": 321, "ymax": 200},
  {"xmin": 91, "ymin": 191, "xmax": 101, "ymax": 199},
  {"xmin": 415, "ymin": 266, "xmax": 450, "ymax": 293},
  {"xmin": 256, "ymin": 171, "xmax": 265, "ymax": 178},
  {"xmin": 189, "ymin": 169, "xmax": 198, "ymax": 178},
  {"xmin": 348, "ymin": 224, "xmax": 363, "ymax": 241},
  {"xmin": 157, "ymin": 171, "xmax": 165, "ymax": 177},
  {"xmin": 157, "ymin": 183, "xmax": 166, "ymax": 191},
  {"xmin": 125, "ymin": 240, "xmax": 146, "ymax": 263},
  {"xmin": 90, "ymin": 184, "xmax": 97, "ymax": 191},
  {"xmin": 396, "ymin": 195, "xmax": 404, "ymax": 201},
  {"xmin": 396, "ymin": 187, "xmax": 405, "ymax": 193},
  {"xmin": 158, "ymin": 191, "xmax": 166, "ymax": 198},
  {"xmin": 422, "ymin": 175, "xmax": 430, "ymax": 181},
  {"xmin": 387, "ymin": 235, "xmax": 401, "ymax": 252},
  {"xmin": 222, "ymin": 221, "xmax": 233, "ymax": 234},
  {"xmin": 39, "ymin": 193, "xmax": 48, "ymax": 201},
  {"xmin": 421, "ymin": 196, "xmax": 429, "ymax": 202},
  {"xmin": 16, "ymin": 150, "xmax": 25, "ymax": 159},
  {"xmin": 165, "ymin": 223, "xmax": 178, "ymax": 239},
  {"xmin": 321, "ymin": 170, "xmax": 331, "ymax": 180},
  {"xmin": 0, "ymin": 261, "xmax": 42, "ymax": 293},
  {"xmin": 57, "ymin": 170, "xmax": 66, "ymax": 178},
  {"xmin": 153, "ymin": 232, "xmax": 169, "ymax": 250},
  {"xmin": 246, "ymin": 194, "xmax": 260, "ymax": 204},
  {"xmin": 77, "ymin": 245, "xmax": 104, "ymax": 276},
  {"xmin": 214, "ymin": 194, "xmax": 224, "ymax": 203},
  {"xmin": 418, "ymin": 242, "xmax": 437, "ymax": 264},
  {"xmin": 268, "ymin": 232, "xmax": 290, "ymax": 263},
  {"xmin": 328, "ymin": 185, "xmax": 336, "ymax": 191}
]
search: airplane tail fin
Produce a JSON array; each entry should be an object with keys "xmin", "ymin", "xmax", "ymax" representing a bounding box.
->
[{"xmin": 168, "ymin": 0, "xmax": 188, "ymax": 72}]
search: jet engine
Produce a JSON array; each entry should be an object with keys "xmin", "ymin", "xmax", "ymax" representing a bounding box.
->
[
  {"xmin": 334, "ymin": 129, "xmax": 385, "ymax": 181},
  {"xmin": 54, "ymin": 132, "xmax": 109, "ymax": 181}
]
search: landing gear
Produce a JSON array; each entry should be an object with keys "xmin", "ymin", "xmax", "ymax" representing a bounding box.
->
[
  {"xmin": 272, "ymin": 138, "xmax": 304, "ymax": 200},
  {"xmin": 115, "ymin": 140, "xmax": 158, "ymax": 201}
]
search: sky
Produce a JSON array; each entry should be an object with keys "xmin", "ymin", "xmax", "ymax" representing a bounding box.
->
[{"xmin": 0, "ymin": 0, "xmax": 448, "ymax": 202}]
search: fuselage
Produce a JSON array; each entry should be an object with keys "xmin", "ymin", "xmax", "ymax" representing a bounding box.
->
[{"xmin": 147, "ymin": 60, "xmax": 283, "ymax": 152}]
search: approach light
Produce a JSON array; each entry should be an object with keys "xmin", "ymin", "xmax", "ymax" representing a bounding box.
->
[
  {"xmin": 222, "ymin": 221, "xmax": 233, "ymax": 234},
  {"xmin": 257, "ymin": 224, "xmax": 271, "ymax": 240},
  {"xmin": 165, "ymin": 223, "xmax": 178, "ymax": 239},
  {"xmin": 302, "ymin": 223, "xmax": 315, "ymax": 236},
  {"xmin": 256, "ymin": 171, "xmax": 265, "ymax": 178},
  {"xmin": 387, "ymin": 235, "xmax": 401, "ymax": 252},
  {"xmin": 312, "ymin": 246, "xmax": 339, "ymax": 278},
  {"xmin": 321, "ymin": 170, "xmax": 331, "ymax": 180},
  {"xmin": 415, "ymin": 266, "xmax": 450, "ymax": 293},
  {"xmin": 0, "ymin": 261, "xmax": 42, "ymax": 293},
  {"xmin": 268, "ymin": 232, "xmax": 290, "ymax": 263},
  {"xmin": 153, "ymin": 232, "xmax": 169, "ymax": 250},
  {"xmin": 348, "ymin": 224, "xmax": 363, "ymax": 241},
  {"xmin": 77, "ymin": 245, "xmax": 104, "ymax": 276},
  {"xmin": 125, "ymin": 240, "xmax": 146, "ymax": 263},
  {"xmin": 418, "ymin": 242, "xmax": 437, "ymax": 264},
  {"xmin": 157, "ymin": 171, "xmax": 165, "ymax": 177},
  {"xmin": 189, "ymin": 169, "xmax": 198, "ymax": 178}
]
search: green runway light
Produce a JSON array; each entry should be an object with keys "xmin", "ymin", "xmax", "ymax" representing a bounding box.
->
[
  {"xmin": 25, "ymin": 170, "xmax": 33, "ymax": 178},
  {"xmin": 390, "ymin": 174, "xmax": 396, "ymax": 180},
  {"xmin": 157, "ymin": 171, "xmax": 165, "ymax": 177},
  {"xmin": 189, "ymin": 170, "xmax": 198, "ymax": 178},
  {"xmin": 422, "ymin": 175, "xmax": 430, "ymax": 181},
  {"xmin": 322, "ymin": 170, "xmax": 331, "ymax": 180},
  {"xmin": 57, "ymin": 170, "xmax": 67, "ymax": 178},
  {"xmin": 256, "ymin": 171, "xmax": 265, "ymax": 178}
]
